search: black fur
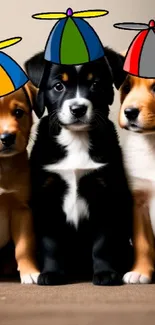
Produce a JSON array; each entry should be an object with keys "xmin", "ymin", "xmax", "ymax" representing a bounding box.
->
[
  {"xmin": 25, "ymin": 47, "xmax": 126, "ymax": 118},
  {"xmin": 25, "ymin": 48, "xmax": 133, "ymax": 286}
]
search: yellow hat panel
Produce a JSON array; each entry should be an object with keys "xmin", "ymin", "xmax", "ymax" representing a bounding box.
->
[{"xmin": 0, "ymin": 65, "xmax": 14, "ymax": 97}]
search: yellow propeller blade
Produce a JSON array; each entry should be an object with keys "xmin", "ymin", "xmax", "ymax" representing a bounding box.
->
[
  {"xmin": 0, "ymin": 37, "xmax": 22, "ymax": 50},
  {"xmin": 32, "ymin": 12, "xmax": 66, "ymax": 20},
  {"xmin": 73, "ymin": 10, "xmax": 109, "ymax": 18}
]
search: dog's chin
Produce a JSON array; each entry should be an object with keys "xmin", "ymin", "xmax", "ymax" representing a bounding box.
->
[
  {"xmin": 124, "ymin": 124, "xmax": 143, "ymax": 133},
  {"xmin": 66, "ymin": 124, "xmax": 90, "ymax": 132},
  {"xmin": 124, "ymin": 123, "xmax": 155, "ymax": 134},
  {"xmin": 60, "ymin": 121, "xmax": 90, "ymax": 132},
  {"xmin": 0, "ymin": 148, "xmax": 19, "ymax": 158}
]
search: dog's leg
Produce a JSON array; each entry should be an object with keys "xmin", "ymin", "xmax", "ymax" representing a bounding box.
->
[
  {"xmin": 37, "ymin": 234, "xmax": 66, "ymax": 286},
  {"xmin": 11, "ymin": 205, "xmax": 40, "ymax": 284},
  {"xmin": 91, "ymin": 200, "xmax": 125, "ymax": 286},
  {"xmin": 92, "ymin": 232, "xmax": 123, "ymax": 286},
  {"xmin": 123, "ymin": 192, "xmax": 154, "ymax": 284}
]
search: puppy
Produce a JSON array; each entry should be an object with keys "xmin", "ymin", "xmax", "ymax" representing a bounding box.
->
[
  {"xmin": 119, "ymin": 73, "xmax": 155, "ymax": 284},
  {"xmin": 25, "ymin": 48, "xmax": 133, "ymax": 286},
  {"xmin": 0, "ymin": 82, "xmax": 40, "ymax": 284}
]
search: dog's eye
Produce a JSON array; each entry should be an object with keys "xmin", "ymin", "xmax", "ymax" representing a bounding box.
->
[
  {"xmin": 54, "ymin": 82, "xmax": 64, "ymax": 92},
  {"xmin": 122, "ymin": 83, "xmax": 131, "ymax": 94},
  {"xmin": 151, "ymin": 84, "xmax": 155, "ymax": 93},
  {"xmin": 91, "ymin": 81, "xmax": 100, "ymax": 91},
  {"xmin": 13, "ymin": 108, "xmax": 24, "ymax": 119}
]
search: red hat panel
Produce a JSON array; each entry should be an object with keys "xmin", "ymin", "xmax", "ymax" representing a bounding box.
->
[{"xmin": 123, "ymin": 29, "xmax": 149, "ymax": 76}]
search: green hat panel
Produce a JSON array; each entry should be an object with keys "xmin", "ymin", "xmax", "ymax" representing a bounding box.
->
[{"xmin": 60, "ymin": 18, "xmax": 89, "ymax": 65}]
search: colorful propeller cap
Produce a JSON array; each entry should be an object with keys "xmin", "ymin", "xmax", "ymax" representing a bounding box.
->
[
  {"xmin": 114, "ymin": 20, "xmax": 155, "ymax": 78},
  {"xmin": 0, "ymin": 37, "xmax": 28, "ymax": 97},
  {"xmin": 32, "ymin": 8, "xmax": 109, "ymax": 65}
]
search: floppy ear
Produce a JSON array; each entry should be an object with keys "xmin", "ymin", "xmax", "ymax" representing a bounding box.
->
[
  {"xmin": 24, "ymin": 81, "xmax": 38, "ymax": 107},
  {"xmin": 23, "ymin": 81, "xmax": 45, "ymax": 119},
  {"xmin": 104, "ymin": 47, "xmax": 127, "ymax": 89},
  {"xmin": 35, "ymin": 90, "xmax": 45, "ymax": 119},
  {"xmin": 24, "ymin": 51, "xmax": 45, "ymax": 88},
  {"xmin": 24, "ymin": 52, "xmax": 47, "ymax": 118}
]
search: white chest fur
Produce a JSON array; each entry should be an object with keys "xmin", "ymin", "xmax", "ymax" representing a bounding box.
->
[
  {"xmin": 44, "ymin": 129, "xmax": 105, "ymax": 228},
  {"xmin": 123, "ymin": 133, "xmax": 155, "ymax": 182},
  {"xmin": 123, "ymin": 132, "xmax": 155, "ymax": 236}
]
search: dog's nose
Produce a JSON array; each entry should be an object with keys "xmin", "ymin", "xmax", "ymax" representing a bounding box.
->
[
  {"xmin": 0, "ymin": 133, "xmax": 16, "ymax": 147},
  {"xmin": 124, "ymin": 107, "xmax": 140, "ymax": 120},
  {"xmin": 70, "ymin": 104, "xmax": 87, "ymax": 118}
]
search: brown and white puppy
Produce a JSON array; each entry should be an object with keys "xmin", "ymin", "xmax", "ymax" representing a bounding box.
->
[
  {"xmin": 119, "ymin": 68, "xmax": 155, "ymax": 284},
  {"xmin": 0, "ymin": 82, "xmax": 40, "ymax": 284}
]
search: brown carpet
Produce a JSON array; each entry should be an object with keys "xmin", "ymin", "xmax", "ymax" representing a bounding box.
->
[{"xmin": 0, "ymin": 282, "xmax": 155, "ymax": 325}]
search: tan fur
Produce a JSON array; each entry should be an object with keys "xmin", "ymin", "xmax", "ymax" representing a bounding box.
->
[
  {"xmin": 119, "ymin": 55, "xmax": 155, "ymax": 283},
  {"xmin": 120, "ymin": 76, "xmax": 155, "ymax": 130},
  {"xmin": 0, "ymin": 82, "xmax": 39, "ymax": 283},
  {"xmin": 132, "ymin": 190, "xmax": 154, "ymax": 278}
]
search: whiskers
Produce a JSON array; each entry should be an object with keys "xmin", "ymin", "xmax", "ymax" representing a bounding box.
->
[
  {"xmin": 49, "ymin": 111, "xmax": 59, "ymax": 134},
  {"xmin": 94, "ymin": 110, "xmax": 108, "ymax": 129}
]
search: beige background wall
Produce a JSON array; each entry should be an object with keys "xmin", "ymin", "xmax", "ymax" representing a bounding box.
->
[{"xmin": 1, "ymin": 0, "xmax": 155, "ymax": 144}]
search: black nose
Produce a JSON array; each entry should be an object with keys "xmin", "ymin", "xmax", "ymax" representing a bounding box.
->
[
  {"xmin": 124, "ymin": 107, "xmax": 140, "ymax": 120},
  {"xmin": 0, "ymin": 133, "xmax": 16, "ymax": 147},
  {"xmin": 70, "ymin": 104, "xmax": 87, "ymax": 118}
]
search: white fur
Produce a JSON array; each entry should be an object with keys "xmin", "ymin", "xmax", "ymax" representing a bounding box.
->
[
  {"xmin": 58, "ymin": 87, "xmax": 93, "ymax": 125},
  {"xmin": 122, "ymin": 132, "xmax": 155, "ymax": 284},
  {"xmin": 123, "ymin": 133, "xmax": 155, "ymax": 234},
  {"xmin": 21, "ymin": 273, "xmax": 40, "ymax": 284},
  {"xmin": 44, "ymin": 128, "xmax": 105, "ymax": 228},
  {"xmin": 0, "ymin": 187, "xmax": 16, "ymax": 195},
  {"xmin": 123, "ymin": 271, "xmax": 151, "ymax": 284},
  {"xmin": 123, "ymin": 132, "xmax": 155, "ymax": 183},
  {"xmin": 123, "ymin": 132, "xmax": 155, "ymax": 236},
  {"xmin": 75, "ymin": 66, "xmax": 82, "ymax": 73}
]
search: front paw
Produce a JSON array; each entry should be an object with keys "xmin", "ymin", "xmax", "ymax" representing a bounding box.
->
[
  {"xmin": 123, "ymin": 271, "xmax": 151, "ymax": 284},
  {"xmin": 38, "ymin": 271, "xmax": 66, "ymax": 286},
  {"xmin": 93, "ymin": 271, "xmax": 123, "ymax": 286},
  {"xmin": 21, "ymin": 272, "xmax": 40, "ymax": 284}
]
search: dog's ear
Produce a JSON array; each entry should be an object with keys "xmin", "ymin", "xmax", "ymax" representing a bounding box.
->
[
  {"xmin": 104, "ymin": 47, "xmax": 127, "ymax": 90},
  {"xmin": 23, "ymin": 81, "xmax": 45, "ymax": 119},
  {"xmin": 24, "ymin": 51, "xmax": 45, "ymax": 88},
  {"xmin": 35, "ymin": 90, "xmax": 45, "ymax": 118},
  {"xmin": 24, "ymin": 81, "xmax": 38, "ymax": 107},
  {"xmin": 24, "ymin": 52, "xmax": 47, "ymax": 118}
]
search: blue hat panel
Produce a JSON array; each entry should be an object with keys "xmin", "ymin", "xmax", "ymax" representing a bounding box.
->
[
  {"xmin": 73, "ymin": 18, "xmax": 105, "ymax": 62},
  {"xmin": 45, "ymin": 18, "xmax": 67, "ymax": 63},
  {"xmin": 0, "ymin": 52, "xmax": 28, "ymax": 89}
]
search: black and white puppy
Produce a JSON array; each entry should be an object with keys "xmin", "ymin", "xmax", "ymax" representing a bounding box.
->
[{"xmin": 25, "ymin": 48, "xmax": 133, "ymax": 286}]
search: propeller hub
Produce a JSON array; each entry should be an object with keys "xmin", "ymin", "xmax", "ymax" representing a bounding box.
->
[
  {"xmin": 66, "ymin": 8, "xmax": 73, "ymax": 17},
  {"xmin": 149, "ymin": 20, "xmax": 155, "ymax": 28}
]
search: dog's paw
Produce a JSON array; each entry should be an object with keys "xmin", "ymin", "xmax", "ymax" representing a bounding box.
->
[
  {"xmin": 38, "ymin": 272, "xmax": 66, "ymax": 286},
  {"xmin": 93, "ymin": 271, "xmax": 123, "ymax": 286},
  {"xmin": 123, "ymin": 271, "xmax": 151, "ymax": 284},
  {"xmin": 21, "ymin": 272, "xmax": 40, "ymax": 284}
]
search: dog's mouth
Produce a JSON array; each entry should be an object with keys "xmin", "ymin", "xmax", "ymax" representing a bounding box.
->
[
  {"xmin": 125, "ymin": 123, "xmax": 155, "ymax": 134},
  {"xmin": 125, "ymin": 123, "xmax": 142, "ymax": 132},
  {"xmin": 61, "ymin": 120, "xmax": 90, "ymax": 131},
  {"xmin": 59, "ymin": 118, "xmax": 90, "ymax": 131}
]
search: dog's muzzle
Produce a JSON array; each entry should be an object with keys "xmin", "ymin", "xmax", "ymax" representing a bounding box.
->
[{"xmin": 59, "ymin": 97, "xmax": 93, "ymax": 127}]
